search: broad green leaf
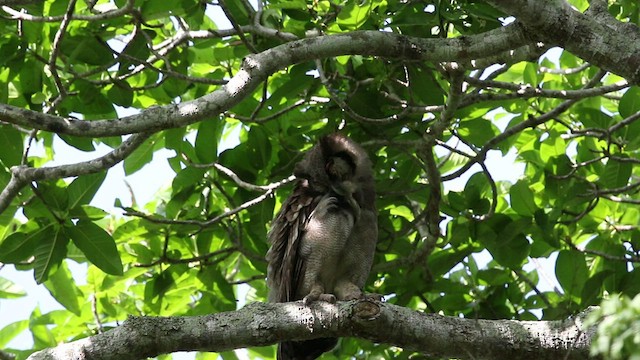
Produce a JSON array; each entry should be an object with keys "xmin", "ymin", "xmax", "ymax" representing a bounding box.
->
[
  {"xmin": 28, "ymin": 307, "xmax": 57, "ymax": 348},
  {"xmin": 580, "ymin": 108, "xmax": 613, "ymax": 128},
  {"xmin": 124, "ymin": 137, "xmax": 156, "ymax": 175},
  {"xmin": 267, "ymin": 0, "xmax": 306, "ymax": 9},
  {"xmin": 195, "ymin": 119, "xmax": 222, "ymax": 163},
  {"xmin": 68, "ymin": 172, "xmax": 107, "ymax": 209},
  {"xmin": 600, "ymin": 158, "xmax": 632, "ymax": 189},
  {"xmin": 107, "ymin": 83, "xmax": 134, "ymax": 108},
  {"xmin": 44, "ymin": 262, "xmax": 83, "ymax": 316},
  {"xmin": 36, "ymin": 181, "xmax": 69, "ymax": 212},
  {"xmin": 68, "ymin": 205, "xmax": 108, "ymax": 220},
  {"xmin": 581, "ymin": 270, "xmax": 612, "ymax": 307},
  {"xmin": 456, "ymin": 118, "xmax": 500, "ymax": 148},
  {"xmin": 172, "ymin": 166, "xmax": 206, "ymax": 194},
  {"xmin": 523, "ymin": 62, "xmax": 538, "ymax": 87},
  {"xmin": 33, "ymin": 227, "xmax": 68, "ymax": 284},
  {"xmin": 0, "ymin": 124, "xmax": 23, "ymax": 167},
  {"xmin": 428, "ymin": 245, "xmax": 475, "ymax": 277},
  {"xmin": 0, "ymin": 232, "xmax": 32, "ymax": 263},
  {"xmin": 0, "ymin": 277, "xmax": 26, "ymax": 299},
  {"xmin": 495, "ymin": 218, "xmax": 531, "ymax": 268},
  {"xmin": 144, "ymin": 271, "xmax": 175, "ymax": 312},
  {"xmin": 555, "ymin": 250, "xmax": 589, "ymax": 298},
  {"xmin": 19, "ymin": 58, "xmax": 43, "ymax": 95},
  {"xmin": 67, "ymin": 221, "xmax": 123, "ymax": 276},
  {"xmin": 619, "ymin": 86, "xmax": 640, "ymax": 118},
  {"xmin": 60, "ymin": 36, "xmax": 114, "ymax": 66},
  {"xmin": 0, "ymin": 320, "xmax": 28, "ymax": 347},
  {"xmin": 337, "ymin": 0, "xmax": 373, "ymax": 30},
  {"xmin": 116, "ymin": 30, "xmax": 153, "ymax": 77},
  {"xmin": 510, "ymin": 180, "xmax": 537, "ymax": 216},
  {"xmin": 477, "ymin": 268, "xmax": 511, "ymax": 286},
  {"xmin": 477, "ymin": 216, "xmax": 531, "ymax": 268}
]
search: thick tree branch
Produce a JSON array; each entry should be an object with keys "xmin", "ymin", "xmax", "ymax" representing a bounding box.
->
[
  {"xmin": 26, "ymin": 300, "xmax": 594, "ymax": 360},
  {"xmin": 489, "ymin": 0, "xmax": 640, "ymax": 83},
  {"xmin": 0, "ymin": 27, "xmax": 529, "ymax": 137}
]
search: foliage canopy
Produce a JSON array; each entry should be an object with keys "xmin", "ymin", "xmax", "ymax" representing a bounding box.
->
[{"xmin": 1, "ymin": 0, "xmax": 640, "ymax": 359}]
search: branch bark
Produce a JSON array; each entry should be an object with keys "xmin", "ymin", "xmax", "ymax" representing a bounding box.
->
[
  {"xmin": 26, "ymin": 300, "xmax": 594, "ymax": 360},
  {"xmin": 489, "ymin": 0, "xmax": 640, "ymax": 83}
]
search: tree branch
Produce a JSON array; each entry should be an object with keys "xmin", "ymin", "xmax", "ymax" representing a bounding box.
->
[
  {"xmin": 0, "ymin": 133, "xmax": 152, "ymax": 215},
  {"xmin": 0, "ymin": 27, "xmax": 530, "ymax": 137},
  {"xmin": 26, "ymin": 300, "xmax": 594, "ymax": 360},
  {"xmin": 488, "ymin": 0, "xmax": 640, "ymax": 83}
]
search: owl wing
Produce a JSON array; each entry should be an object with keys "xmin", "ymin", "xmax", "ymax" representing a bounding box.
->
[{"xmin": 266, "ymin": 181, "xmax": 319, "ymax": 303}]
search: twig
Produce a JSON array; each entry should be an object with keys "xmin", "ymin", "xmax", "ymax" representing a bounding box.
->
[
  {"xmin": 228, "ymin": 274, "xmax": 264, "ymax": 285},
  {"xmin": 45, "ymin": 0, "xmax": 78, "ymax": 112},
  {"xmin": 134, "ymin": 247, "xmax": 236, "ymax": 267},
  {"xmin": 218, "ymin": 0, "xmax": 258, "ymax": 53},
  {"xmin": 124, "ymin": 174, "xmax": 296, "ymax": 229}
]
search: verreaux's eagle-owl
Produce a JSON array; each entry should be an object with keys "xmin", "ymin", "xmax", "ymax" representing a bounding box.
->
[{"xmin": 266, "ymin": 133, "xmax": 378, "ymax": 360}]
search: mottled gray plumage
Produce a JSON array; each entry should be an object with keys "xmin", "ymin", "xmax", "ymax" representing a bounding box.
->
[{"xmin": 266, "ymin": 134, "xmax": 378, "ymax": 360}]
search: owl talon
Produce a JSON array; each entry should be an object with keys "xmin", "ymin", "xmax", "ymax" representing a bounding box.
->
[
  {"xmin": 319, "ymin": 294, "xmax": 337, "ymax": 303},
  {"xmin": 303, "ymin": 293, "xmax": 336, "ymax": 305}
]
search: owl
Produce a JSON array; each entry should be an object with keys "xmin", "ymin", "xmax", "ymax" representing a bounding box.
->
[{"xmin": 266, "ymin": 133, "xmax": 378, "ymax": 360}]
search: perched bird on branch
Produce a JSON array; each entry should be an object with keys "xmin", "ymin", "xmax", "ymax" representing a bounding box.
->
[{"xmin": 266, "ymin": 133, "xmax": 378, "ymax": 360}]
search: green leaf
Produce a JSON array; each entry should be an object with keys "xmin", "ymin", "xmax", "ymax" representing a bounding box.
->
[
  {"xmin": 172, "ymin": 166, "xmax": 206, "ymax": 194},
  {"xmin": 555, "ymin": 250, "xmax": 588, "ymax": 298},
  {"xmin": 0, "ymin": 232, "xmax": 33, "ymax": 263},
  {"xmin": 619, "ymin": 86, "xmax": 640, "ymax": 118},
  {"xmin": 478, "ymin": 216, "xmax": 531, "ymax": 268},
  {"xmin": 337, "ymin": 0, "xmax": 373, "ymax": 30},
  {"xmin": 0, "ymin": 277, "xmax": 26, "ymax": 299},
  {"xmin": 116, "ymin": 30, "xmax": 152, "ymax": 77},
  {"xmin": 65, "ymin": 80, "xmax": 117, "ymax": 118},
  {"xmin": 0, "ymin": 124, "xmax": 23, "ymax": 167},
  {"xmin": 600, "ymin": 158, "xmax": 632, "ymax": 189},
  {"xmin": 141, "ymin": 0, "xmax": 199, "ymax": 21},
  {"xmin": 44, "ymin": 261, "xmax": 84, "ymax": 316},
  {"xmin": 28, "ymin": 307, "xmax": 56, "ymax": 348},
  {"xmin": 523, "ymin": 62, "xmax": 538, "ymax": 87},
  {"xmin": 510, "ymin": 180, "xmax": 537, "ymax": 216},
  {"xmin": 267, "ymin": 0, "xmax": 306, "ymax": 9},
  {"xmin": 124, "ymin": 137, "xmax": 156, "ymax": 175},
  {"xmin": 68, "ymin": 172, "xmax": 106, "ymax": 209},
  {"xmin": 195, "ymin": 119, "xmax": 222, "ymax": 163},
  {"xmin": 33, "ymin": 227, "xmax": 68, "ymax": 284},
  {"xmin": 60, "ymin": 36, "xmax": 114, "ymax": 66},
  {"xmin": 580, "ymin": 108, "xmax": 613, "ymax": 128},
  {"xmin": 0, "ymin": 320, "xmax": 28, "ymax": 347},
  {"xmin": 581, "ymin": 270, "xmax": 612, "ymax": 306},
  {"xmin": 496, "ymin": 218, "xmax": 531, "ymax": 268},
  {"xmin": 36, "ymin": 181, "xmax": 69, "ymax": 212},
  {"xmin": 67, "ymin": 220, "xmax": 123, "ymax": 275},
  {"xmin": 107, "ymin": 82, "xmax": 134, "ymax": 107},
  {"xmin": 68, "ymin": 205, "xmax": 108, "ymax": 220},
  {"xmin": 456, "ymin": 118, "xmax": 499, "ymax": 148},
  {"xmin": 427, "ymin": 245, "xmax": 475, "ymax": 277}
]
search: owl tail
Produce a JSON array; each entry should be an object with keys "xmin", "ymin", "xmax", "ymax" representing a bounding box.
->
[{"xmin": 277, "ymin": 338, "xmax": 337, "ymax": 360}]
